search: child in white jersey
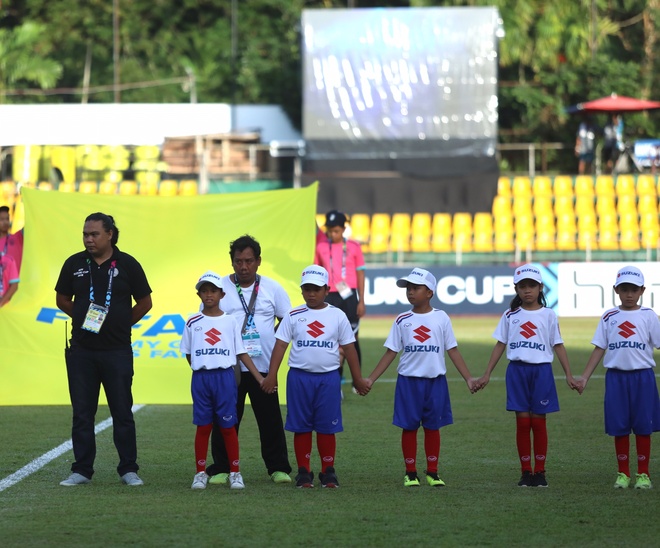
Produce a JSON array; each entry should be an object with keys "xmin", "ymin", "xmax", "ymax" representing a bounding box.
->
[
  {"xmin": 478, "ymin": 264, "xmax": 579, "ymax": 488},
  {"xmin": 179, "ymin": 271, "xmax": 263, "ymax": 491},
  {"xmin": 262, "ymin": 265, "xmax": 369, "ymax": 488},
  {"xmin": 365, "ymin": 268, "xmax": 479, "ymax": 488},
  {"xmin": 577, "ymin": 265, "xmax": 660, "ymax": 489}
]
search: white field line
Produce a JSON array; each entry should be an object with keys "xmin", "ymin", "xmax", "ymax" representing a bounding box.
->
[{"xmin": 0, "ymin": 404, "xmax": 145, "ymax": 493}]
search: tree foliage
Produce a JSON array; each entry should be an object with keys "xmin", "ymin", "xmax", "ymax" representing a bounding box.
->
[{"xmin": 1, "ymin": 0, "xmax": 658, "ymax": 150}]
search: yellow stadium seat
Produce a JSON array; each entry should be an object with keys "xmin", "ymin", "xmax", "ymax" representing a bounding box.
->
[
  {"xmin": 99, "ymin": 182, "xmax": 117, "ymax": 195},
  {"xmin": 574, "ymin": 195, "xmax": 596, "ymax": 216},
  {"xmin": 515, "ymin": 224, "xmax": 535, "ymax": 250},
  {"xmin": 497, "ymin": 176, "xmax": 511, "ymax": 197},
  {"xmin": 390, "ymin": 213, "xmax": 411, "ymax": 253},
  {"xmin": 78, "ymin": 181, "xmax": 98, "ymax": 194},
  {"xmin": 492, "ymin": 195, "xmax": 511, "ymax": 218},
  {"xmin": 103, "ymin": 170, "xmax": 123, "ymax": 184},
  {"xmin": 596, "ymin": 195, "xmax": 616, "ymax": 217},
  {"xmin": 636, "ymin": 175, "xmax": 657, "ymax": 197},
  {"xmin": 637, "ymin": 194, "xmax": 657, "ymax": 216},
  {"xmin": 431, "ymin": 213, "xmax": 452, "ymax": 253},
  {"xmin": 136, "ymin": 170, "xmax": 161, "ymax": 186},
  {"xmin": 494, "ymin": 228, "xmax": 515, "ymax": 253},
  {"xmin": 11, "ymin": 196, "xmax": 25, "ymax": 232},
  {"xmin": 615, "ymin": 174, "xmax": 636, "ymax": 196},
  {"xmin": 553, "ymin": 176, "xmax": 574, "ymax": 197},
  {"xmin": 37, "ymin": 181, "xmax": 53, "ymax": 191},
  {"xmin": 554, "ymin": 195, "xmax": 574, "ymax": 216},
  {"xmin": 577, "ymin": 210, "xmax": 598, "ymax": 232},
  {"xmin": 135, "ymin": 145, "xmax": 160, "ymax": 160},
  {"xmin": 349, "ymin": 213, "xmax": 370, "ymax": 245},
  {"xmin": 619, "ymin": 212, "xmax": 639, "ymax": 231},
  {"xmin": 532, "ymin": 176, "xmax": 553, "ymax": 198},
  {"xmin": 536, "ymin": 227, "xmax": 556, "ymax": 251},
  {"xmin": 533, "ymin": 196, "xmax": 553, "ymax": 218},
  {"xmin": 316, "ymin": 214, "xmax": 325, "ymax": 230},
  {"xmin": 595, "ymin": 175, "xmax": 615, "ymax": 197},
  {"xmin": 410, "ymin": 213, "xmax": 431, "ymax": 253},
  {"xmin": 641, "ymin": 224, "xmax": 659, "ymax": 249},
  {"xmin": 574, "ymin": 175, "xmax": 595, "ymax": 197},
  {"xmin": 556, "ymin": 229, "xmax": 576, "ymax": 251},
  {"xmin": 619, "ymin": 227, "xmax": 640, "ymax": 251},
  {"xmin": 556, "ymin": 211, "xmax": 576, "ymax": 233},
  {"xmin": 158, "ymin": 180, "xmax": 179, "ymax": 196},
  {"xmin": 139, "ymin": 180, "xmax": 159, "ymax": 196},
  {"xmin": 598, "ymin": 227, "xmax": 619, "ymax": 250},
  {"xmin": 179, "ymin": 180, "xmax": 199, "ymax": 196},
  {"xmin": 640, "ymin": 212, "xmax": 659, "ymax": 231},
  {"xmin": 513, "ymin": 196, "xmax": 533, "ymax": 217},
  {"xmin": 512, "ymin": 176, "xmax": 532, "ymax": 198},
  {"xmin": 57, "ymin": 182, "xmax": 76, "ymax": 193},
  {"xmin": 473, "ymin": 212, "xmax": 493, "ymax": 252},
  {"xmin": 577, "ymin": 225, "xmax": 598, "ymax": 251},
  {"xmin": 119, "ymin": 181, "xmax": 138, "ymax": 195},
  {"xmin": 616, "ymin": 195, "xmax": 637, "ymax": 216},
  {"xmin": 452, "ymin": 212, "xmax": 473, "ymax": 253},
  {"xmin": 369, "ymin": 213, "xmax": 391, "ymax": 254}
]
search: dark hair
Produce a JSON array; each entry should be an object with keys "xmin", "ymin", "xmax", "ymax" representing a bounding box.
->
[
  {"xmin": 0, "ymin": 205, "xmax": 9, "ymax": 215},
  {"xmin": 509, "ymin": 283, "xmax": 547, "ymax": 310},
  {"xmin": 229, "ymin": 234, "xmax": 261, "ymax": 260},
  {"xmin": 85, "ymin": 212, "xmax": 119, "ymax": 245}
]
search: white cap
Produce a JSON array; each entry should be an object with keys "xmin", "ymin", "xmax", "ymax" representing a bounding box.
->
[
  {"xmin": 615, "ymin": 266, "xmax": 644, "ymax": 287},
  {"xmin": 396, "ymin": 268, "xmax": 437, "ymax": 292},
  {"xmin": 513, "ymin": 264, "xmax": 543, "ymax": 284},
  {"xmin": 195, "ymin": 270, "xmax": 224, "ymax": 291},
  {"xmin": 300, "ymin": 265, "xmax": 329, "ymax": 287}
]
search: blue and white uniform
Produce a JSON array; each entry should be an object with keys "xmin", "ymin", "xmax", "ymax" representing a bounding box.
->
[
  {"xmin": 591, "ymin": 307, "xmax": 660, "ymax": 436},
  {"xmin": 384, "ymin": 309, "xmax": 457, "ymax": 430},
  {"xmin": 493, "ymin": 307, "xmax": 563, "ymax": 414},
  {"xmin": 180, "ymin": 313, "xmax": 246, "ymax": 427},
  {"xmin": 276, "ymin": 304, "xmax": 355, "ymax": 433}
]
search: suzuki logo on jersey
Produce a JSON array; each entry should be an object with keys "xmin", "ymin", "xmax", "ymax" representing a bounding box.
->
[
  {"xmin": 618, "ymin": 321, "xmax": 636, "ymax": 339},
  {"xmin": 205, "ymin": 328, "xmax": 221, "ymax": 345},
  {"xmin": 413, "ymin": 325, "xmax": 431, "ymax": 343},
  {"xmin": 520, "ymin": 321, "xmax": 537, "ymax": 339},
  {"xmin": 307, "ymin": 320, "xmax": 324, "ymax": 338}
]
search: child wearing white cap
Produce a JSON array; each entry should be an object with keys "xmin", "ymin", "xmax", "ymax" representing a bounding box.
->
[
  {"xmin": 478, "ymin": 263, "xmax": 579, "ymax": 488},
  {"xmin": 179, "ymin": 271, "xmax": 263, "ymax": 491},
  {"xmin": 262, "ymin": 265, "xmax": 369, "ymax": 489},
  {"xmin": 366, "ymin": 267, "xmax": 479, "ymax": 488},
  {"xmin": 578, "ymin": 265, "xmax": 660, "ymax": 489}
]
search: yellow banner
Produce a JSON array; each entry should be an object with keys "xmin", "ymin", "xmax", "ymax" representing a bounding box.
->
[{"xmin": 0, "ymin": 184, "xmax": 318, "ymax": 405}]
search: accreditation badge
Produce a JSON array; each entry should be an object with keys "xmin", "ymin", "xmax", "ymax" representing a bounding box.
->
[
  {"xmin": 336, "ymin": 280, "xmax": 354, "ymax": 300},
  {"xmin": 81, "ymin": 303, "xmax": 109, "ymax": 333}
]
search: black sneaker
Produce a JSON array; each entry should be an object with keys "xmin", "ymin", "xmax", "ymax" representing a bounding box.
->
[
  {"xmin": 295, "ymin": 466, "xmax": 314, "ymax": 488},
  {"xmin": 518, "ymin": 471, "xmax": 533, "ymax": 487},
  {"xmin": 532, "ymin": 471, "xmax": 548, "ymax": 488},
  {"xmin": 319, "ymin": 466, "xmax": 339, "ymax": 488}
]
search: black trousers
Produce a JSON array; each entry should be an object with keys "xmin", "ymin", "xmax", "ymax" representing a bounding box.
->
[
  {"xmin": 207, "ymin": 371, "xmax": 291, "ymax": 476},
  {"xmin": 65, "ymin": 345, "xmax": 138, "ymax": 478}
]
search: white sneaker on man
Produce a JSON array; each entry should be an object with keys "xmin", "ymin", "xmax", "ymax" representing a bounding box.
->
[
  {"xmin": 121, "ymin": 472, "xmax": 144, "ymax": 486},
  {"xmin": 191, "ymin": 471, "xmax": 209, "ymax": 490},
  {"xmin": 229, "ymin": 472, "xmax": 245, "ymax": 490},
  {"xmin": 59, "ymin": 473, "xmax": 91, "ymax": 486}
]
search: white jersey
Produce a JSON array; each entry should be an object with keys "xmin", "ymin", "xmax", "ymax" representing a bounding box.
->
[
  {"xmin": 592, "ymin": 307, "xmax": 660, "ymax": 370},
  {"xmin": 180, "ymin": 313, "xmax": 247, "ymax": 371},
  {"xmin": 276, "ymin": 304, "xmax": 355, "ymax": 373},
  {"xmin": 493, "ymin": 307, "xmax": 563, "ymax": 364},
  {"xmin": 201, "ymin": 275, "xmax": 291, "ymax": 374},
  {"xmin": 384, "ymin": 309, "xmax": 457, "ymax": 378}
]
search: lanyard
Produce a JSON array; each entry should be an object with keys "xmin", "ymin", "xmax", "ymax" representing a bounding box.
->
[
  {"xmin": 328, "ymin": 238, "xmax": 347, "ymax": 284},
  {"xmin": 234, "ymin": 274, "xmax": 260, "ymax": 321},
  {"xmin": 88, "ymin": 259, "xmax": 117, "ymax": 309},
  {"xmin": 1, "ymin": 234, "xmax": 7, "ymax": 257}
]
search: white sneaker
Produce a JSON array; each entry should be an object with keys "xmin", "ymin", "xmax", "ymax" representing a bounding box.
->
[
  {"xmin": 59, "ymin": 472, "xmax": 91, "ymax": 486},
  {"xmin": 229, "ymin": 472, "xmax": 245, "ymax": 490},
  {"xmin": 120, "ymin": 472, "xmax": 144, "ymax": 486},
  {"xmin": 191, "ymin": 471, "xmax": 209, "ymax": 490}
]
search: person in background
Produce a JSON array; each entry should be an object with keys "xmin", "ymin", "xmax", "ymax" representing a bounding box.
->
[
  {"xmin": 314, "ymin": 210, "xmax": 366, "ymax": 391},
  {"xmin": 577, "ymin": 266, "xmax": 660, "ymax": 490},
  {"xmin": 0, "ymin": 249, "xmax": 18, "ymax": 307},
  {"xmin": 0, "ymin": 205, "xmax": 24, "ymax": 272},
  {"xmin": 55, "ymin": 212, "xmax": 152, "ymax": 487},
  {"xmin": 602, "ymin": 114, "xmax": 624, "ymax": 174},
  {"xmin": 575, "ymin": 116, "xmax": 596, "ymax": 175}
]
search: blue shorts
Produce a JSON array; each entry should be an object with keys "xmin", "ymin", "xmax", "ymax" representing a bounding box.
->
[
  {"xmin": 393, "ymin": 374, "xmax": 453, "ymax": 431},
  {"xmin": 505, "ymin": 361, "xmax": 560, "ymax": 414},
  {"xmin": 604, "ymin": 368, "xmax": 660, "ymax": 436},
  {"xmin": 285, "ymin": 368, "xmax": 343, "ymax": 434},
  {"xmin": 191, "ymin": 368, "xmax": 238, "ymax": 427}
]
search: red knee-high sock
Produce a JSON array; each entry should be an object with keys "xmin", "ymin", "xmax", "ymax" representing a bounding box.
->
[
  {"xmin": 516, "ymin": 416, "xmax": 533, "ymax": 473},
  {"xmin": 636, "ymin": 434, "xmax": 651, "ymax": 476},
  {"xmin": 294, "ymin": 432, "xmax": 313, "ymax": 472},
  {"xmin": 220, "ymin": 426, "xmax": 240, "ymax": 472},
  {"xmin": 402, "ymin": 429, "xmax": 418, "ymax": 473},
  {"xmin": 615, "ymin": 435, "xmax": 630, "ymax": 476},
  {"xmin": 531, "ymin": 417, "xmax": 548, "ymax": 473},
  {"xmin": 194, "ymin": 424, "xmax": 213, "ymax": 473},
  {"xmin": 316, "ymin": 433, "xmax": 336, "ymax": 473},
  {"xmin": 423, "ymin": 428, "xmax": 440, "ymax": 474}
]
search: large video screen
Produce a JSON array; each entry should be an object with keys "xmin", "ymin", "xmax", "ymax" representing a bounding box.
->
[{"xmin": 302, "ymin": 7, "xmax": 500, "ymax": 164}]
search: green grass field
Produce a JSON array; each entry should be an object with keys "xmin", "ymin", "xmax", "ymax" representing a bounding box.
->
[{"xmin": 1, "ymin": 317, "xmax": 658, "ymax": 547}]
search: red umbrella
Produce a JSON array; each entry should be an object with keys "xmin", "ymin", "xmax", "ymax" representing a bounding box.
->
[{"xmin": 566, "ymin": 93, "xmax": 660, "ymax": 113}]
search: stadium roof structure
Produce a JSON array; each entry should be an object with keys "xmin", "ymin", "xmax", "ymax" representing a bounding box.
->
[{"xmin": 0, "ymin": 103, "xmax": 301, "ymax": 146}]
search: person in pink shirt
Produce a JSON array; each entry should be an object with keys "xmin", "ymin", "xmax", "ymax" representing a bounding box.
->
[
  {"xmin": 0, "ymin": 205, "xmax": 24, "ymax": 273},
  {"xmin": 314, "ymin": 210, "xmax": 366, "ymax": 389},
  {"xmin": 0, "ymin": 251, "xmax": 19, "ymax": 307}
]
